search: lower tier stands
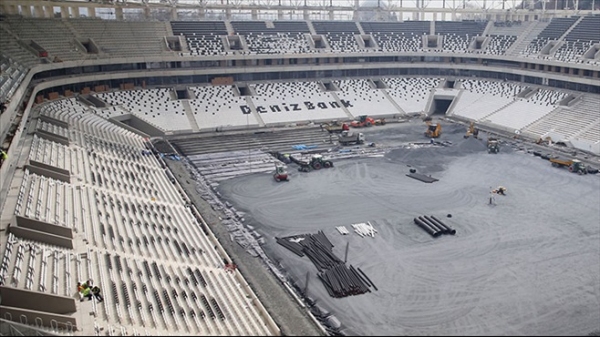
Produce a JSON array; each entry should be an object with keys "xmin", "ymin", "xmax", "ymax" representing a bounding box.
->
[
  {"xmin": 384, "ymin": 77, "xmax": 441, "ymax": 113},
  {"xmin": 332, "ymin": 79, "xmax": 400, "ymax": 117},
  {"xmin": 188, "ymin": 85, "xmax": 260, "ymax": 130}
]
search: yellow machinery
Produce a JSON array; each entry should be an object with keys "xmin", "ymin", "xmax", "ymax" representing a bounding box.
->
[
  {"xmin": 464, "ymin": 122, "xmax": 479, "ymax": 139},
  {"xmin": 425, "ymin": 120, "xmax": 442, "ymax": 138}
]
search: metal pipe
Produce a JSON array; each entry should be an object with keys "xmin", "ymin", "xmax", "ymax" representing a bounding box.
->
[
  {"xmin": 414, "ymin": 217, "xmax": 441, "ymax": 237},
  {"xmin": 420, "ymin": 216, "xmax": 447, "ymax": 234},
  {"xmin": 430, "ymin": 215, "xmax": 456, "ymax": 235}
]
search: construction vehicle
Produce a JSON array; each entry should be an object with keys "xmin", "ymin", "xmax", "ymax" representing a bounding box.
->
[
  {"xmin": 350, "ymin": 115, "xmax": 385, "ymax": 128},
  {"xmin": 338, "ymin": 130, "xmax": 365, "ymax": 146},
  {"xmin": 536, "ymin": 136, "xmax": 553, "ymax": 145},
  {"xmin": 464, "ymin": 122, "xmax": 479, "ymax": 139},
  {"xmin": 487, "ymin": 137, "xmax": 500, "ymax": 153},
  {"xmin": 273, "ymin": 163, "xmax": 289, "ymax": 182},
  {"xmin": 492, "ymin": 186, "xmax": 507, "ymax": 195},
  {"xmin": 322, "ymin": 121, "xmax": 349, "ymax": 134},
  {"xmin": 290, "ymin": 154, "xmax": 333, "ymax": 172},
  {"xmin": 549, "ymin": 158, "xmax": 587, "ymax": 175},
  {"xmin": 424, "ymin": 120, "xmax": 442, "ymax": 138}
]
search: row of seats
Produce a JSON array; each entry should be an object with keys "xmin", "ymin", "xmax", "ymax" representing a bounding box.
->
[
  {"xmin": 452, "ymin": 79, "xmax": 527, "ymax": 120},
  {"xmin": 333, "ymin": 79, "xmax": 399, "ymax": 116},
  {"xmin": 1, "ymin": 96, "xmax": 276, "ymax": 334},
  {"xmin": 0, "ymin": 54, "xmax": 27, "ymax": 103},
  {"xmin": 384, "ymin": 77, "xmax": 440, "ymax": 113}
]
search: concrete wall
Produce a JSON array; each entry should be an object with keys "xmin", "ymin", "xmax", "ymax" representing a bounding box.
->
[
  {"xmin": 9, "ymin": 221, "xmax": 73, "ymax": 249},
  {"xmin": 35, "ymin": 130, "xmax": 69, "ymax": 146},
  {"xmin": 0, "ymin": 286, "xmax": 77, "ymax": 331},
  {"xmin": 26, "ymin": 160, "xmax": 70, "ymax": 183}
]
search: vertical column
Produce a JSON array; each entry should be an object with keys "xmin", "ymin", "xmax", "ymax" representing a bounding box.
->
[
  {"xmin": 21, "ymin": 5, "xmax": 32, "ymax": 17},
  {"xmin": 115, "ymin": 7, "xmax": 123, "ymax": 20},
  {"xmin": 71, "ymin": 7, "xmax": 80, "ymax": 18},
  {"xmin": 397, "ymin": 11, "xmax": 403, "ymax": 21},
  {"xmin": 198, "ymin": 8, "xmax": 205, "ymax": 19},
  {"xmin": 33, "ymin": 5, "xmax": 44, "ymax": 18},
  {"xmin": 44, "ymin": 5, "xmax": 54, "ymax": 18},
  {"xmin": 171, "ymin": 7, "xmax": 177, "ymax": 20},
  {"xmin": 303, "ymin": 9, "xmax": 309, "ymax": 20},
  {"xmin": 88, "ymin": 7, "xmax": 96, "ymax": 18},
  {"xmin": 61, "ymin": 6, "xmax": 70, "ymax": 18},
  {"xmin": 250, "ymin": 9, "xmax": 257, "ymax": 20},
  {"xmin": 278, "ymin": 9, "xmax": 283, "ymax": 20},
  {"xmin": 2, "ymin": 4, "xmax": 19, "ymax": 15},
  {"xmin": 329, "ymin": 10, "xmax": 334, "ymax": 20},
  {"xmin": 143, "ymin": 6, "xmax": 150, "ymax": 20}
]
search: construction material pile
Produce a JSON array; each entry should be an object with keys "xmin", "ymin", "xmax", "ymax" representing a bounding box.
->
[
  {"xmin": 413, "ymin": 215, "xmax": 456, "ymax": 237},
  {"xmin": 276, "ymin": 231, "xmax": 376, "ymax": 298},
  {"xmin": 350, "ymin": 222, "xmax": 377, "ymax": 238}
]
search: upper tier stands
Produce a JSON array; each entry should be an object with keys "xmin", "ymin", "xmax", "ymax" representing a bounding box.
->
[
  {"xmin": 523, "ymin": 16, "xmax": 580, "ymax": 56},
  {"xmin": 384, "ymin": 77, "xmax": 440, "ymax": 113},
  {"xmin": 312, "ymin": 21, "xmax": 363, "ymax": 52},
  {"xmin": 95, "ymin": 89, "xmax": 192, "ymax": 132},
  {"xmin": 0, "ymin": 25, "xmax": 39, "ymax": 67},
  {"xmin": 68, "ymin": 18, "xmax": 172, "ymax": 58},
  {"xmin": 361, "ymin": 21, "xmax": 429, "ymax": 52},
  {"xmin": 231, "ymin": 21, "xmax": 312, "ymax": 54},
  {"xmin": 553, "ymin": 15, "xmax": 600, "ymax": 62},
  {"xmin": 435, "ymin": 20, "xmax": 487, "ymax": 52},
  {"xmin": 251, "ymin": 81, "xmax": 348, "ymax": 124},
  {"xmin": 1, "ymin": 98, "xmax": 277, "ymax": 335},
  {"xmin": 332, "ymin": 79, "xmax": 400, "ymax": 117},
  {"xmin": 479, "ymin": 21, "xmax": 523, "ymax": 55},
  {"xmin": 171, "ymin": 21, "xmax": 228, "ymax": 56}
]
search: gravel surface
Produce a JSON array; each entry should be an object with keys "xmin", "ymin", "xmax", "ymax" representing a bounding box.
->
[
  {"xmin": 163, "ymin": 158, "xmax": 326, "ymax": 337},
  {"xmin": 213, "ymin": 121, "xmax": 600, "ymax": 336}
]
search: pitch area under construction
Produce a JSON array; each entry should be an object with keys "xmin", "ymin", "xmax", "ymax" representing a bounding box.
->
[{"xmin": 168, "ymin": 120, "xmax": 600, "ymax": 336}]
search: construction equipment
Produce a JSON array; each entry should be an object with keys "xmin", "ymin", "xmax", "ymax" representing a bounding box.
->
[
  {"xmin": 290, "ymin": 154, "xmax": 334, "ymax": 172},
  {"xmin": 549, "ymin": 158, "xmax": 587, "ymax": 175},
  {"xmin": 322, "ymin": 121, "xmax": 349, "ymax": 134},
  {"xmin": 464, "ymin": 122, "xmax": 479, "ymax": 139},
  {"xmin": 350, "ymin": 115, "xmax": 385, "ymax": 128},
  {"xmin": 338, "ymin": 130, "xmax": 365, "ymax": 146},
  {"xmin": 536, "ymin": 136, "xmax": 553, "ymax": 145},
  {"xmin": 273, "ymin": 163, "xmax": 289, "ymax": 182},
  {"xmin": 487, "ymin": 137, "xmax": 500, "ymax": 153},
  {"xmin": 492, "ymin": 186, "xmax": 507, "ymax": 195},
  {"xmin": 424, "ymin": 120, "xmax": 442, "ymax": 138}
]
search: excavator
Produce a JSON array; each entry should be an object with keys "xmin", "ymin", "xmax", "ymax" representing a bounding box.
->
[
  {"xmin": 464, "ymin": 122, "xmax": 479, "ymax": 139},
  {"xmin": 424, "ymin": 119, "xmax": 442, "ymax": 138}
]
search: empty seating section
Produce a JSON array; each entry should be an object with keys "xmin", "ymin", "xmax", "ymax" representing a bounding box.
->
[
  {"xmin": 485, "ymin": 88, "xmax": 568, "ymax": 130},
  {"xmin": 452, "ymin": 79, "xmax": 525, "ymax": 120},
  {"xmin": 523, "ymin": 16, "xmax": 579, "ymax": 56},
  {"xmin": 0, "ymin": 53, "xmax": 28, "ymax": 102},
  {"xmin": 361, "ymin": 21, "xmax": 429, "ymax": 52},
  {"xmin": 312, "ymin": 21, "xmax": 362, "ymax": 52},
  {"xmin": 436, "ymin": 21, "xmax": 487, "ymax": 52},
  {"xmin": 69, "ymin": 19, "xmax": 171, "ymax": 58},
  {"xmin": 251, "ymin": 81, "xmax": 348, "ymax": 124},
  {"xmin": 332, "ymin": 79, "xmax": 398, "ymax": 117},
  {"xmin": 231, "ymin": 21, "xmax": 311, "ymax": 54},
  {"xmin": 483, "ymin": 35, "xmax": 517, "ymax": 55},
  {"xmin": 525, "ymin": 95, "xmax": 600, "ymax": 140},
  {"xmin": 1, "ymin": 95, "xmax": 275, "ymax": 335},
  {"xmin": 36, "ymin": 120, "xmax": 69, "ymax": 139},
  {"xmin": 28, "ymin": 135, "xmax": 72, "ymax": 172},
  {"xmin": 4, "ymin": 17, "xmax": 82, "ymax": 61},
  {"xmin": 384, "ymin": 77, "xmax": 440, "ymax": 113},
  {"xmin": 553, "ymin": 16, "xmax": 600, "ymax": 62},
  {"xmin": 171, "ymin": 21, "xmax": 227, "ymax": 56},
  {"xmin": 95, "ymin": 89, "xmax": 192, "ymax": 132},
  {"xmin": 188, "ymin": 85, "xmax": 259, "ymax": 130},
  {"xmin": 0, "ymin": 24, "xmax": 39, "ymax": 67}
]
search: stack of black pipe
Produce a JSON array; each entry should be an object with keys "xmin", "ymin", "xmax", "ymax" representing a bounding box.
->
[
  {"xmin": 413, "ymin": 215, "xmax": 456, "ymax": 237},
  {"xmin": 276, "ymin": 231, "xmax": 376, "ymax": 298}
]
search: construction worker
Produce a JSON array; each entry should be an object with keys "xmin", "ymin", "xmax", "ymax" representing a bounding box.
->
[{"xmin": 0, "ymin": 149, "xmax": 7, "ymax": 166}]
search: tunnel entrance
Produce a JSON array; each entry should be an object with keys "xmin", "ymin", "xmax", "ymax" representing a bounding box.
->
[{"xmin": 431, "ymin": 98, "xmax": 453, "ymax": 115}]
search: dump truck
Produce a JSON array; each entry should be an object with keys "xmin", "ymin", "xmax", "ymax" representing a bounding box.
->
[
  {"xmin": 290, "ymin": 154, "xmax": 333, "ymax": 172},
  {"xmin": 549, "ymin": 158, "xmax": 587, "ymax": 174},
  {"xmin": 487, "ymin": 137, "xmax": 499, "ymax": 153},
  {"xmin": 338, "ymin": 130, "xmax": 365, "ymax": 146},
  {"xmin": 322, "ymin": 121, "xmax": 349, "ymax": 134}
]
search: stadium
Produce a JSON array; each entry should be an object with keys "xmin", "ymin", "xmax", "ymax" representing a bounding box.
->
[{"xmin": 0, "ymin": 0, "xmax": 599, "ymax": 335}]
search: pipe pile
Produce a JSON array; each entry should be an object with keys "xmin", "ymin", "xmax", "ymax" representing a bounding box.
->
[
  {"xmin": 350, "ymin": 222, "xmax": 377, "ymax": 238},
  {"xmin": 276, "ymin": 231, "xmax": 375, "ymax": 298},
  {"xmin": 413, "ymin": 215, "xmax": 456, "ymax": 237}
]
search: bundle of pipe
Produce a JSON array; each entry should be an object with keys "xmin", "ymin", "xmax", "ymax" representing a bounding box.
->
[
  {"xmin": 317, "ymin": 264, "xmax": 372, "ymax": 298},
  {"xmin": 275, "ymin": 235, "xmax": 307, "ymax": 257},
  {"xmin": 299, "ymin": 235, "xmax": 343, "ymax": 271},
  {"xmin": 413, "ymin": 217, "xmax": 442, "ymax": 237},
  {"xmin": 413, "ymin": 216, "xmax": 456, "ymax": 237}
]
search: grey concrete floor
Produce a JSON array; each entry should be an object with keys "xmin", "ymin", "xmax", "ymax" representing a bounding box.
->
[{"xmin": 215, "ymin": 121, "xmax": 600, "ymax": 336}]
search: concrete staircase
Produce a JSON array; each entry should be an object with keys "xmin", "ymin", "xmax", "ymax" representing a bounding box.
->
[
  {"xmin": 506, "ymin": 21, "xmax": 548, "ymax": 56},
  {"xmin": 181, "ymin": 99, "xmax": 200, "ymax": 132},
  {"xmin": 245, "ymin": 97, "xmax": 266, "ymax": 127}
]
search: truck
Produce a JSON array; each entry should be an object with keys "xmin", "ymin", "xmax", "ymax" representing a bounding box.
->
[
  {"xmin": 289, "ymin": 154, "xmax": 334, "ymax": 172},
  {"xmin": 338, "ymin": 130, "xmax": 365, "ymax": 146},
  {"xmin": 487, "ymin": 137, "xmax": 499, "ymax": 153},
  {"xmin": 424, "ymin": 122, "xmax": 441, "ymax": 138},
  {"xmin": 549, "ymin": 158, "xmax": 587, "ymax": 175}
]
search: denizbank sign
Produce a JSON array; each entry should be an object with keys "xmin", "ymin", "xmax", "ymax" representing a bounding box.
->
[{"xmin": 240, "ymin": 99, "xmax": 353, "ymax": 114}]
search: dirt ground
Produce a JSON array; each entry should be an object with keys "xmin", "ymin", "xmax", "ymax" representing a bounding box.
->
[{"xmin": 215, "ymin": 121, "xmax": 600, "ymax": 336}]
